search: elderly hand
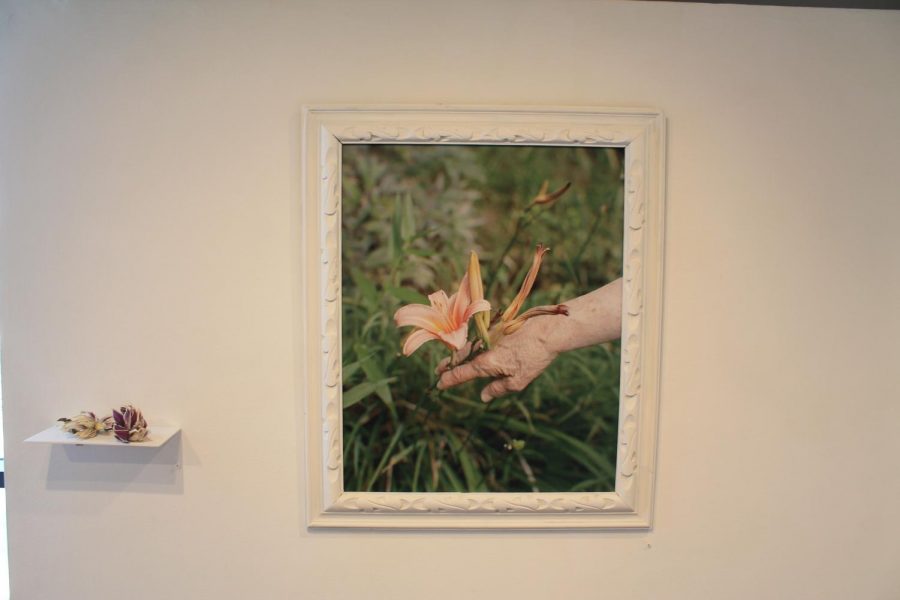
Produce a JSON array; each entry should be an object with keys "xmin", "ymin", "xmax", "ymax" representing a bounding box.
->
[
  {"xmin": 437, "ymin": 317, "xmax": 560, "ymax": 402},
  {"xmin": 436, "ymin": 278, "xmax": 623, "ymax": 402}
]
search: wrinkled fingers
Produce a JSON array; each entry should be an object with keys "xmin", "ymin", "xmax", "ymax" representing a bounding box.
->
[
  {"xmin": 437, "ymin": 352, "xmax": 500, "ymax": 389},
  {"xmin": 480, "ymin": 378, "xmax": 515, "ymax": 402},
  {"xmin": 480, "ymin": 376, "xmax": 531, "ymax": 402}
]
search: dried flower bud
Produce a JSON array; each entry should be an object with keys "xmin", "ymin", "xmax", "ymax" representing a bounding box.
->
[
  {"xmin": 57, "ymin": 412, "xmax": 107, "ymax": 440},
  {"xmin": 491, "ymin": 304, "xmax": 569, "ymax": 345},
  {"xmin": 531, "ymin": 181, "xmax": 571, "ymax": 207},
  {"xmin": 111, "ymin": 405, "xmax": 149, "ymax": 443}
]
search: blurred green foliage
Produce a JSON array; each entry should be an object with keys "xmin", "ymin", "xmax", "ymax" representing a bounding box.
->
[{"xmin": 341, "ymin": 144, "xmax": 624, "ymax": 493}]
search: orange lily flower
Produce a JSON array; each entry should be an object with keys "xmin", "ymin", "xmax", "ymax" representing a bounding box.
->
[
  {"xmin": 394, "ymin": 272, "xmax": 491, "ymax": 356},
  {"xmin": 490, "ymin": 244, "xmax": 568, "ymax": 345}
]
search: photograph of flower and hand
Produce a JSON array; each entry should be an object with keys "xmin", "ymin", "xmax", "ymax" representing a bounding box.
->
[{"xmin": 341, "ymin": 144, "xmax": 624, "ymax": 493}]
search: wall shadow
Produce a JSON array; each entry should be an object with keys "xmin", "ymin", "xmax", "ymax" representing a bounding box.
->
[{"xmin": 44, "ymin": 432, "xmax": 183, "ymax": 495}]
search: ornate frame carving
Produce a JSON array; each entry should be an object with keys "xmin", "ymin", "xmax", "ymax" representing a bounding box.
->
[{"xmin": 302, "ymin": 106, "xmax": 665, "ymax": 529}]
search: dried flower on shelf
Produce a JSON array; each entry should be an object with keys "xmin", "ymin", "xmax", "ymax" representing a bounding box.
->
[
  {"xmin": 57, "ymin": 412, "xmax": 108, "ymax": 440},
  {"xmin": 110, "ymin": 405, "xmax": 150, "ymax": 443}
]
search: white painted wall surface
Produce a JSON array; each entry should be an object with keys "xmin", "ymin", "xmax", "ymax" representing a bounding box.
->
[{"xmin": 1, "ymin": 1, "xmax": 899, "ymax": 598}]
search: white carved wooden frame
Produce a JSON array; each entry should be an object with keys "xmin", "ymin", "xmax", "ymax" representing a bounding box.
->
[{"xmin": 302, "ymin": 106, "xmax": 665, "ymax": 529}]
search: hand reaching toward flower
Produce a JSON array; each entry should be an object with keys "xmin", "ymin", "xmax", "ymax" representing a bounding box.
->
[
  {"xmin": 438, "ymin": 278, "xmax": 622, "ymax": 402},
  {"xmin": 436, "ymin": 320, "xmax": 561, "ymax": 402}
]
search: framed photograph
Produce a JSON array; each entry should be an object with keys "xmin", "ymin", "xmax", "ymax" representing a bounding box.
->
[{"xmin": 302, "ymin": 106, "xmax": 665, "ymax": 529}]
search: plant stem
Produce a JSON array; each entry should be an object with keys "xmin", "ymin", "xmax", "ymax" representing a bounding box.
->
[{"xmin": 486, "ymin": 205, "xmax": 537, "ymax": 296}]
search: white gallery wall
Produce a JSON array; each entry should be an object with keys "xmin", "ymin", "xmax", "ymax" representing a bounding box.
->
[{"xmin": 2, "ymin": 1, "xmax": 899, "ymax": 598}]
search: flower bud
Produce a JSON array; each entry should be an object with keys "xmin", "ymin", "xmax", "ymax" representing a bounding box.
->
[
  {"xmin": 468, "ymin": 251, "xmax": 491, "ymax": 346},
  {"xmin": 531, "ymin": 181, "xmax": 571, "ymax": 207}
]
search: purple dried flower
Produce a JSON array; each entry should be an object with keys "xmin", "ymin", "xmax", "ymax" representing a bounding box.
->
[{"xmin": 111, "ymin": 405, "xmax": 149, "ymax": 443}]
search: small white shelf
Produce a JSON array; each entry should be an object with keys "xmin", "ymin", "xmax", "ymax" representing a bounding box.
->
[{"xmin": 26, "ymin": 426, "xmax": 180, "ymax": 448}]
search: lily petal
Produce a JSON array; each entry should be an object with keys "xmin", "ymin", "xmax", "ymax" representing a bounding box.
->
[
  {"xmin": 436, "ymin": 324, "xmax": 468, "ymax": 351},
  {"xmin": 428, "ymin": 290, "xmax": 450, "ymax": 313},
  {"xmin": 402, "ymin": 329, "xmax": 440, "ymax": 356},
  {"xmin": 463, "ymin": 299, "xmax": 491, "ymax": 321},
  {"xmin": 394, "ymin": 303, "xmax": 447, "ymax": 332},
  {"xmin": 449, "ymin": 273, "xmax": 472, "ymax": 325}
]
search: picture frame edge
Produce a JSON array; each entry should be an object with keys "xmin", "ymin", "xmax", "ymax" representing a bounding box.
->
[{"xmin": 302, "ymin": 104, "xmax": 666, "ymax": 531}]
